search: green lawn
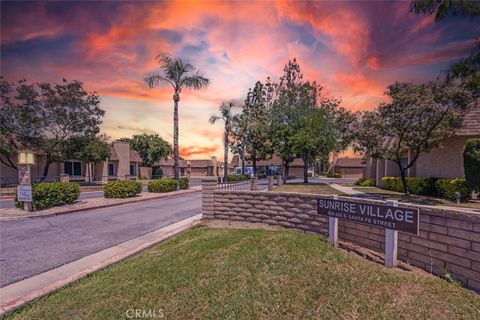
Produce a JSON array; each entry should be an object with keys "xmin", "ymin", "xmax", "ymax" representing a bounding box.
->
[
  {"xmin": 274, "ymin": 183, "xmax": 345, "ymax": 195},
  {"xmin": 7, "ymin": 227, "xmax": 480, "ymax": 319},
  {"xmin": 353, "ymin": 187, "xmax": 480, "ymax": 210}
]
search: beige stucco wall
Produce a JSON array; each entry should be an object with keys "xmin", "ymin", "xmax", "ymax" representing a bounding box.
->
[
  {"xmin": 415, "ymin": 135, "xmax": 475, "ymax": 179},
  {"xmin": 112, "ymin": 141, "xmax": 130, "ymax": 178}
]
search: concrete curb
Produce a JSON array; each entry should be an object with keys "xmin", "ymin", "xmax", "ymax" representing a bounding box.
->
[
  {"xmin": 0, "ymin": 188, "xmax": 201, "ymax": 221},
  {"xmin": 0, "ymin": 214, "xmax": 203, "ymax": 316}
]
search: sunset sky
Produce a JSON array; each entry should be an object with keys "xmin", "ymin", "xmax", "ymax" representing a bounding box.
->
[{"xmin": 1, "ymin": 1, "xmax": 478, "ymax": 159}]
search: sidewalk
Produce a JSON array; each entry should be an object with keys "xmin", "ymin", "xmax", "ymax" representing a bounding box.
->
[
  {"xmin": 0, "ymin": 214, "xmax": 202, "ymax": 315},
  {"xmin": 0, "ymin": 186, "xmax": 201, "ymax": 221},
  {"xmin": 328, "ymin": 184, "xmax": 480, "ymax": 214}
]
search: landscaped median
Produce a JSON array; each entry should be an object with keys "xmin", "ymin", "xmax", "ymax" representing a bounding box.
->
[{"xmin": 4, "ymin": 227, "xmax": 479, "ymax": 319}]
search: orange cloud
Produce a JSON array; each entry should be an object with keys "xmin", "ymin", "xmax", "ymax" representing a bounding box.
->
[{"xmin": 180, "ymin": 145, "xmax": 219, "ymax": 158}]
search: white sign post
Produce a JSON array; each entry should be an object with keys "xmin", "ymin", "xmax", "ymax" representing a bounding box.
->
[
  {"xmin": 385, "ymin": 200, "xmax": 399, "ymax": 268},
  {"xmin": 328, "ymin": 195, "xmax": 339, "ymax": 246}
]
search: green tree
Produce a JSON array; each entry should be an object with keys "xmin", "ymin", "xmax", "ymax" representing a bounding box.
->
[
  {"xmin": 67, "ymin": 135, "xmax": 110, "ymax": 182},
  {"xmin": 269, "ymin": 59, "xmax": 304, "ymax": 181},
  {"xmin": 209, "ymin": 101, "xmax": 235, "ymax": 183},
  {"xmin": 354, "ymin": 81, "xmax": 475, "ymax": 195},
  {"xmin": 242, "ymin": 81, "xmax": 273, "ymax": 175},
  {"xmin": 230, "ymin": 113, "xmax": 248, "ymax": 175},
  {"xmin": 0, "ymin": 79, "xmax": 104, "ymax": 178},
  {"xmin": 130, "ymin": 133, "xmax": 171, "ymax": 167},
  {"xmin": 463, "ymin": 138, "xmax": 480, "ymax": 191},
  {"xmin": 144, "ymin": 54, "xmax": 210, "ymax": 179}
]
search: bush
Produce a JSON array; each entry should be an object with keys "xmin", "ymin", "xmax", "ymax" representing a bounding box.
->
[
  {"xmin": 178, "ymin": 177, "xmax": 189, "ymax": 190},
  {"xmin": 381, "ymin": 176, "xmax": 472, "ymax": 202},
  {"xmin": 226, "ymin": 174, "xmax": 249, "ymax": 182},
  {"xmin": 104, "ymin": 180, "xmax": 142, "ymax": 198},
  {"xmin": 148, "ymin": 178, "xmax": 178, "ymax": 193},
  {"xmin": 153, "ymin": 167, "xmax": 163, "ymax": 179},
  {"xmin": 463, "ymin": 139, "xmax": 480, "ymax": 191},
  {"xmin": 256, "ymin": 173, "xmax": 266, "ymax": 179},
  {"xmin": 355, "ymin": 178, "xmax": 375, "ymax": 187},
  {"xmin": 326, "ymin": 171, "xmax": 341, "ymax": 178},
  {"xmin": 15, "ymin": 182, "xmax": 80, "ymax": 210},
  {"xmin": 307, "ymin": 173, "xmax": 313, "ymax": 177},
  {"xmin": 436, "ymin": 178, "xmax": 472, "ymax": 202}
]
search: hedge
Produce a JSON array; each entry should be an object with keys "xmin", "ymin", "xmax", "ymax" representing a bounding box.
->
[
  {"xmin": 463, "ymin": 138, "xmax": 480, "ymax": 191},
  {"xmin": 381, "ymin": 176, "xmax": 472, "ymax": 201},
  {"xmin": 226, "ymin": 174, "xmax": 249, "ymax": 182},
  {"xmin": 355, "ymin": 178, "xmax": 375, "ymax": 187},
  {"xmin": 435, "ymin": 178, "xmax": 472, "ymax": 202},
  {"xmin": 148, "ymin": 178, "xmax": 178, "ymax": 193},
  {"xmin": 104, "ymin": 180, "xmax": 142, "ymax": 198},
  {"xmin": 178, "ymin": 177, "xmax": 189, "ymax": 190},
  {"xmin": 15, "ymin": 182, "xmax": 80, "ymax": 210},
  {"xmin": 326, "ymin": 171, "xmax": 342, "ymax": 178}
]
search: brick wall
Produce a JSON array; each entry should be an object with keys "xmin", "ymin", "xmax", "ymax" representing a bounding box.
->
[{"xmin": 203, "ymin": 187, "xmax": 480, "ymax": 291}]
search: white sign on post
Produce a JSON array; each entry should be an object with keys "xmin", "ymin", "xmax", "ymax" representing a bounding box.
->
[
  {"xmin": 17, "ymin": 185, "xmax": 32, "ymax": 202},
  {"xmin": 328, "ymin": 195, "xmax": 339, "ymax": 246}
]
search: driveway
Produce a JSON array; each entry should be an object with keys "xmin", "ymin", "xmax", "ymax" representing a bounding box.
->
[{"xmin": 0, "ymin": 192, "xmax": 201, "ymax": 287}]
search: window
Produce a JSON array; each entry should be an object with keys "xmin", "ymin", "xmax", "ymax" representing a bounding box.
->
[
  {"xmin": 64, "ymin": 161, "xmax": 82, "ymax": 176},
  {"xmin": 129, "ymin": 164, "xmax": 136, "ymax": 176},
  {"xmin": 108, "ymin": 163, "xmax": 115, "ymax": 176}
]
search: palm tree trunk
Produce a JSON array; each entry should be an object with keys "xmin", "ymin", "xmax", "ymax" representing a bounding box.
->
[
  {"xmin": 173, "ymin": 93, "xmax": 180, "ymax": 180},
  {"xmin": 224, "ymin": 130, "xmax": 228, "ymax": 183}
]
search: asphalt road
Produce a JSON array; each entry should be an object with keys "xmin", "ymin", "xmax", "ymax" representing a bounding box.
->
[{"xmin": 0, "ymin": 192, "xmax": 201, "ymax": 287}]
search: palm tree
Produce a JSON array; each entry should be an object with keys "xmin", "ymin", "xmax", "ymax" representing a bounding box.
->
[
  {"xmin": 145, "ymin": 54, "xmax": 210, "ymax": 179},
  {"xmin": 209, "ymin": 101, "xmax": 234, "ymax": 183}
]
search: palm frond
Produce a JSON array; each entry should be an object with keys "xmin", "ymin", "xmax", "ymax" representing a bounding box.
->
[
  {"xmin": 209, "ymin": 114, "xmax": 220, "ymax": 124},
  {"xmin": 181, "ymin": 72, "xmax": 210, "ymax": 89},
  {"xmin": 144, "ymin": 73, "xmax": 175, "ymax": 88}
]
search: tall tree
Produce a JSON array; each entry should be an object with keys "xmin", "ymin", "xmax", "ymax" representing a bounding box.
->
[
  {"xmin": 209, "ymin": 101, "xmax": 235, "ymax": 183},
  {"xmin": 242, "ymin": 81, "xmax": 272, "ymax": 175},
  {"xmin": 269, "ymin": 59, "xmax": 304, "ymax": 182},
  {"xmin": 230, "ymin": 113, "xmax": 248, "ymax": 175},
  {"xmin": 0, "ymin": 79, "xmax": 104, "ymax": 177},
  {"xmin": 130, "ymin": 133, "xmax": 172, "ymax": 167},
  {"xmin": 353, "ymin": 81, "xmax": 475, "ymax": 195},
  {"xmin": 144, "ymin": 54, "xmax": 210, "ymax": 179}
]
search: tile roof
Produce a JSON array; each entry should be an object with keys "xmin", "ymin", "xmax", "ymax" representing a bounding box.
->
[
  {"xmin": 129, "ymin": 150, "xmax": 142, "ymax": 163},
  {"xmin": 457, "ymin": 103, "xmax": 480, "ymax": 136}
]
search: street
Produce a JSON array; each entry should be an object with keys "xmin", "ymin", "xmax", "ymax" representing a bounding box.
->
[{"xmin": 0, "ymin": 192, "xmax": 201, "ymax": 287}]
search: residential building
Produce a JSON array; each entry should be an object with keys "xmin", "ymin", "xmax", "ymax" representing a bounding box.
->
[
  {"xmin": 153, "ymin": 156, "xmax": 221, "ymax": 177},
  {"xmin": 0, "ymin": 140, "xmax": 143, "ymax": 186},
  {"xmin": 331, "ymin": 157, "xmax": 364, "ymax": 178},
  {"xmin": 363, "ymin": 104, "xmax": 480, "ymax": 185},
  {"xmin": 231, "ymin": 155, "xmax": 308, "ymax": 177}
]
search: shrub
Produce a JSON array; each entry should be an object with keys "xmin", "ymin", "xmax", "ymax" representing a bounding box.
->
[
  {"xmin": 153, "ymin": 167, "xmax": 163, "ymax": 179},
  {"xmin": 178, "ymin": 177, "xmax": 189, "ymax": 190},
  {"xmin": 355, "ymin": 178, "xmax": 375, "ymax": 187},
  {"xmin": 463, "ymin": 139, "xmax": 480, "ymax": 191},
  {"xmin": 256, "ymin": 173, "xmax": 266, "ymax": 179},
  {"xmin": 326, "ymin": 171, "xmax": 341, "ymax": 178},
  {"xmin": 381, "ymin": 176, "xmax": 472, "ymax": 202},
  {"xmin": 148, "ymin": 178, "xmax": 178, "ymax": 193},
  {"xmin": 15, "ymin": 182, "xmax": 80, "ymax": 210},
  {"xmin": 307, "ymin": 173, "xmax": 313, "ymax": 177},
  {"xmin": 226, "ymin": 174, "xmax": 249, "ymax": 182},
  {"xmin": 436, "ymin": 178, "xmax": 472, "ymax": 202},
  {"xmin": 104, "ymin": 180, "xmax": 142, "ymax": 198}
]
